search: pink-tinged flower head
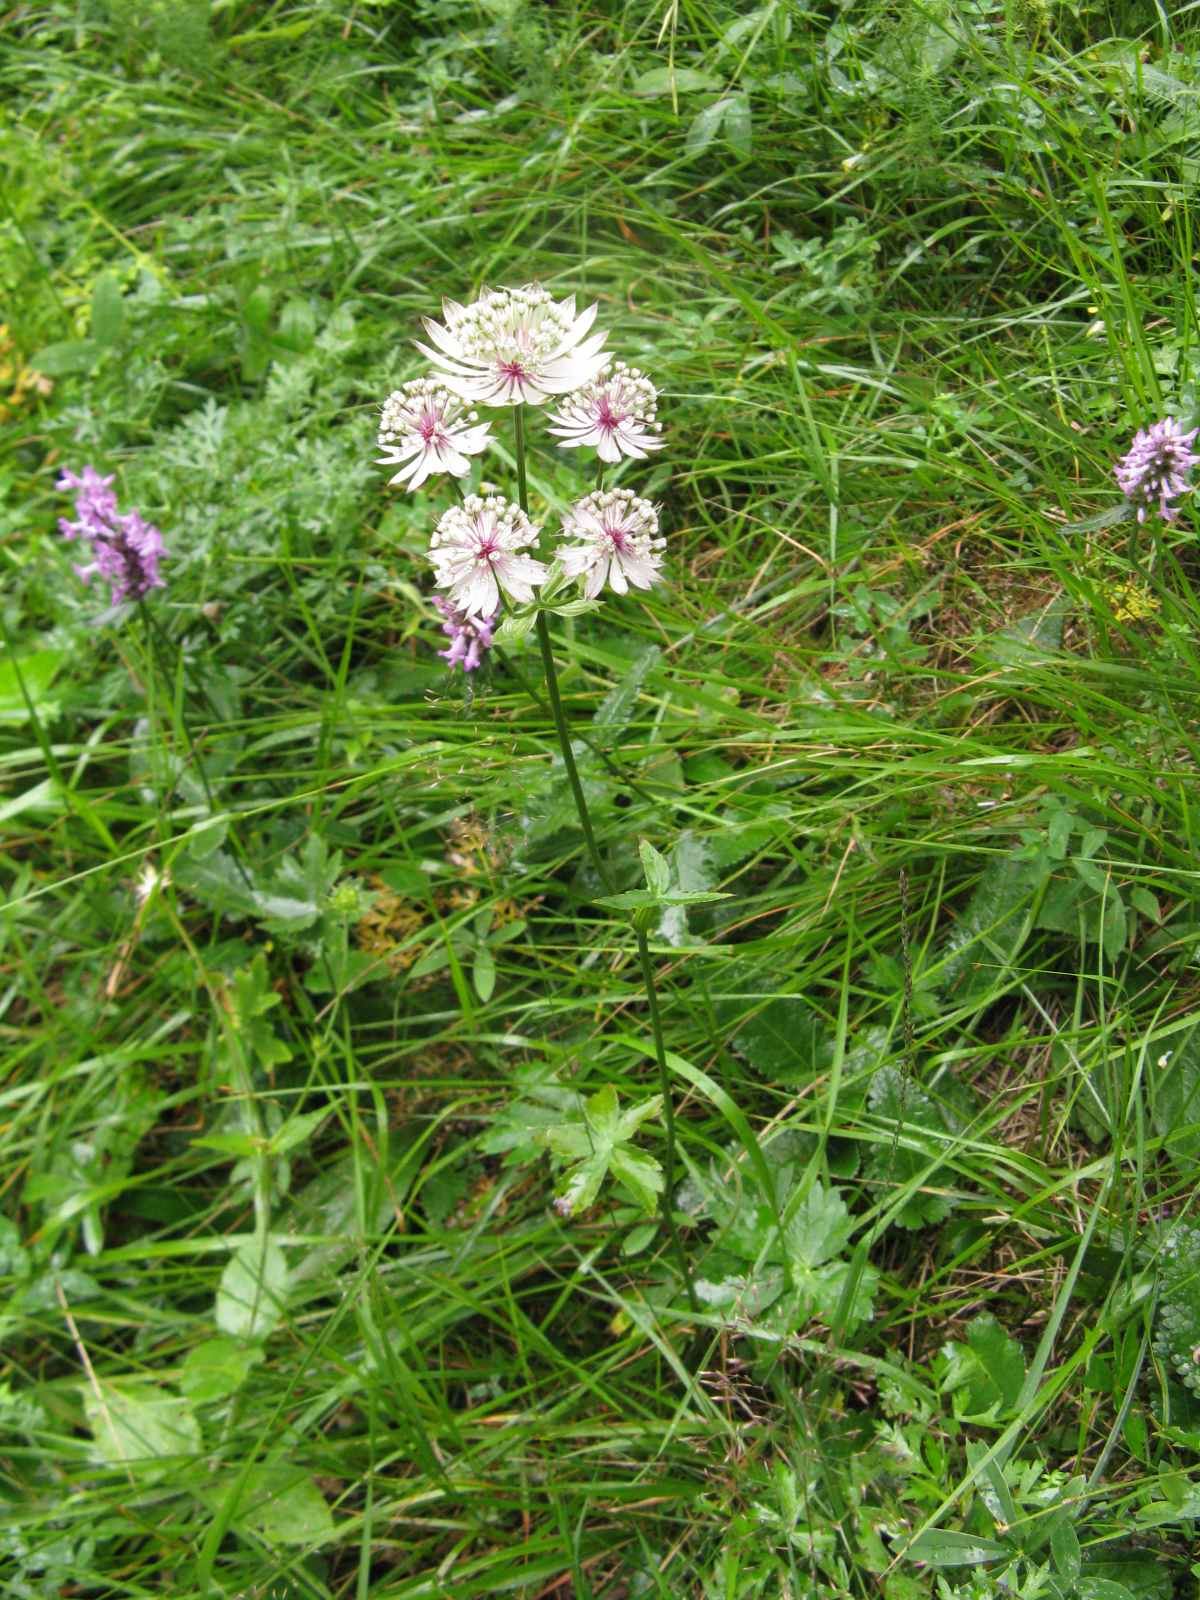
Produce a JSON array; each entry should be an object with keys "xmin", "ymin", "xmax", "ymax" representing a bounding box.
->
[
  {"xmin": 57, "ymin": 467, "xmax": 166, "ymax": 607},
  {"xmin": 433, "ymin": 597, "xmax": 498, "ymax": 671},
  {"xmin": 429, "ymin": 492, "xmax": 547, "ymax": 617},
  {"xmin": 56, "ymin": 465, "xmax": 118, "ymax": 541},
  {"xmin": 377, "ymin": 379, "xmax": 493, "ymax": 491},
  {"xmin": 557, "ymin": 489, "xmax": 665, "ymax": 600},
  {"xmin": 1115, "ymin": 416, "xmax": 1200, "ymax": 523},
  {"xmin": 417, "ymin": 285, "xmax": 609, "ymax": 407},
  {"xmin": 546, "ymin": 362, "xmax": 664, "ymax": 463}
]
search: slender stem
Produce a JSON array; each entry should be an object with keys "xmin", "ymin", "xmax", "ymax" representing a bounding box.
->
[
  {"xmin": 514, "ymin": 408, "xmax": 696, "ymax": 1312},
  {"xmin": 534, "ymin": 612, "xmax": 611, "ymax": 891},
  {"xmin": 513, "ymin": 403, "xmax": 529, "ymax": 512},
  {"xmin": 140, "ymin": 602, "xmax": 255, "ymax": 890},
  {"xmin": 635, "ymin": 925, "xmax": 699, "ymax": 1312}
]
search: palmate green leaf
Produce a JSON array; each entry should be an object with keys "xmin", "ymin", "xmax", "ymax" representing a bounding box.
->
[{"xmin": 539, "ymin": 1086, "xmax": 664, "ymax": 1217}]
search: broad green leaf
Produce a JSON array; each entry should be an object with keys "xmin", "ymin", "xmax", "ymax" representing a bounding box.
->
[
  {"xmin": 473, "ymin": 941, "xmax": 496, "ymax": 1002},
  {"xmin": 785, "ymin": 1182, "xmax": 854, "ymax": 1269},
  {"xmin": 1049, "ymin": 1513, "xmax": 1081, "ymax": 1581},
  {"xmin": 724, "ymin": 93, "xmax": 753, "ymax": 157},
  {"xmin": 964, "ymin": 1313, "xmax": 1026, "ymax": 1412},
  {"xmin": 216, "ymin": 1236, "xmax": 289, "ymax": 1341},
  {"xmin": 722, "ymin": 994, "xmax": 832, "ymax": 1084},
  {"xmin": 83, "ymin": 1380, "xmax": 200, "ymax": 1479},
  {"xmin": 270, "ymin": 1108, "xmax": 327, "ymax": 1157},
  {"xmin": 29, "ymin": 339, "xmax": 100, "ymax": 376},
  {"xmin": 180, "ymin": 1337, "xmax": 262, "ymax": 1404},
  {"xmin": 0, "ymin": 649, "xmax": 64, "ymax": 726},
  {"xmin": 90, "ymin": 272, "xmax": 125, "ymax": 346},
  {"xmin": 1152, "ymin": 1027, "xmax": 1200, "ymax": 1170},
  {"xmin": 904, "ymin": 1530, "xmax": 1009, "ymax": 1565},
  {"xmin": 639, "ymin": 839, "xmax": 671, "ymax": 896},
  {"xmin": 685, "ymin": 97, "xmax": 729, "ymax": 157},
  {"xmin": 593, "ymin": 644, "xmax": 660, "ymax": 730},
  {"xmin": 213, "ymin": 1465, "xmax": 334, "ymax": 1546},
  {"xmin": 865, "ymin": 1068, "xmax": 951, "ymax": 1230},
  {"xmin": 631, "ymin": 66, "xmax": 722, "ymax": 96}
]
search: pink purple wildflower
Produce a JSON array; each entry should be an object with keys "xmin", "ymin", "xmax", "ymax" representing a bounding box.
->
[
  {"xmin": 57, "ymin": 466, "xmax": 166, "ymax": 605},
  {"xmin": 1114, "ymin": 417, "xmax": 1200, "ymax": 524},
  {"xmin": 434, "ymin": 597, "xmax": 498, "ymax": 672}
]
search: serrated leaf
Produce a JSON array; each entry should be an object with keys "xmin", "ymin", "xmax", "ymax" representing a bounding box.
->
[
  {"xmin": 785, "ymin": 1182, "xmax": 854, "ymax": 1268},
  {"xmin": 83, "ymin": 1380, "xmax": 200, "ymax": 1479},
  {"xmin": 596, "ymin": 889, "xmax": 659, "ymax": 911},
  {"xmin": 965, "ymin": 1313, "xmax": 1026, "ymax": 1412},
  {"xmin": 865, "ymin": 1067, "xmax": 951, "ymax": 1229},
  {"xmin": 593, "ymin": 644, "xmax": 661, "ymax": 729},
  {"xmin": 216, "ymin": 1236, "xmax": 289, "ymax": 1341},
  {"xmin": 723, "ymin": 995, "xmax": 831, "ymax": 1083},
  {"xmin": 540, "ymin": 1087, "xmax": 663, "ymax": 1217}
]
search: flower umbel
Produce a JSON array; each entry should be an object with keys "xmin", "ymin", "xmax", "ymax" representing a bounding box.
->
[
  {"xmin": 417, "ymin": 285, "xmax": 609, "ymax": 407},
  {"xmin": 57, "ymin": 467, "xmax": 166, "ymax": 606},
  {"xmin": 1114, "ymin": 417, "xmax": 1200, "ymax": 523},
  {"xmin": 377, "ymin": 379, "xmax": 493, "ymax": 491},
  {"xmin": 429, "ymin": 492, "xmax": 547, "ymax": 617},
  {"xmin": 547, "ymin": 362, "xmax": 664, "ymax": 463},
  {"xmin": 434, "ymin": 596, "xmax": 498, "ymax": 671},
  {"xmin": 557, "ymin": 489, "xmax": 665, "ymax": 599}
]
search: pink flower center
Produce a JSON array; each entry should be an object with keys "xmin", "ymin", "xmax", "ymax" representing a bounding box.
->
[
  {"xmin": 602, "ymin": 521, "xmax": 629, "ymax": 552},
  {"xmin": 595, "ymin": 399, "xmax": 622, "ymax": 434},
  {"xmin": 475, "ymin": 539, "xmax": 498, "ymax": 563},
  {"xmin": 498, "ymin": 360, "xmax": 529, "ymax": 389}
]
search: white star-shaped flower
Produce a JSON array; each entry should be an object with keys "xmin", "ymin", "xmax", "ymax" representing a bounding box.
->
[
  {"xmin": 429, "ymin": 493, "xmax": 548, "ymax": 617},
  {"xmin": 556, "ymin": 489, "xmax": 665, "ymax": 600},
  {"xmin": 417, "ymin": 285, "xmax": 609, "ymax": 407},
  {"xmin": 547, "ymin": 363, "xmax": 664, "ymax": 463},
  {"xmin": 376, "ymin": 379, "xmax": 493, "ymax": 491}
]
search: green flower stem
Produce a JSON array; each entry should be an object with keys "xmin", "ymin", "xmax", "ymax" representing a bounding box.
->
[
  {"xmin": 140, "ymin": 602, "xmax": 254, "ymax": 890},
  {"xmin": 634, "ymin": 924, "xmax": 699, "ymax": 1312},
  {"xmin": 514, "ymin": 406, "xmax": 697, "ymax": 1314}
]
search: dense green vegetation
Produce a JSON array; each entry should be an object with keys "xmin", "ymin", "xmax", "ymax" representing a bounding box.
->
[{"xmin": 5, "ymin": 1, "xmax": 1200, "ymax": 1595}]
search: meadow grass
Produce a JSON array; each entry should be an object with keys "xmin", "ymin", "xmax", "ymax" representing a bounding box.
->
[{"xmin": 3, "ymin": 1, "xmax": 1200, "ymax": 1595}]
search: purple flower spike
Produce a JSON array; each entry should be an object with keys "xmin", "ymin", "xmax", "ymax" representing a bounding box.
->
[
  {"xmin": 433, "ymin": 597, "xmax": 498, "ymax": 672},
  {"xmin": 58, "ymin": 467, "xmax": 166, "ymax": 606},
  {"xmin": 1114, "ymin": 417, "xmax": 1200, "ymax": 524}
]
